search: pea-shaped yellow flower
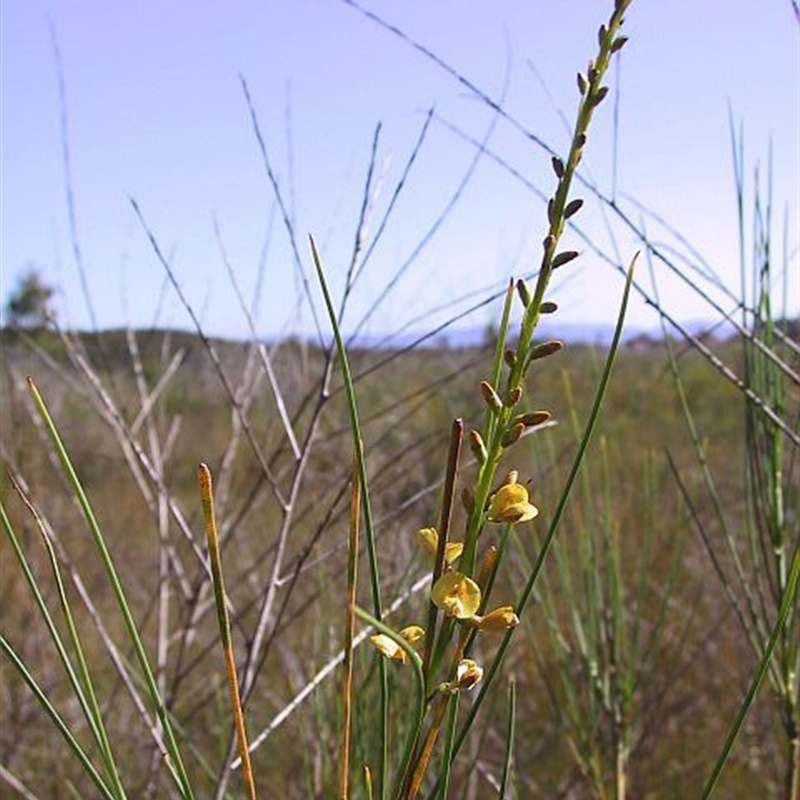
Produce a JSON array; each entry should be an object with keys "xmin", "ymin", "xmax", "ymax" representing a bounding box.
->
[
  {"xmin": 417, "ymin": 527, "xmax": 463, "ymax": 564},
  {"xmin": 431, "ymin": 571, "xmax": 481, "ymax": 619},
  {"xmin": 440, "ymin": 658, "xmax": 484, "ymax": 693},
  {"xmin": 475, "ymin": 605, "xmax": 519, "ymax": 632},
  {"xmin": 487, "ymin": 482, "xmax": 538, "ymax": 524},
  {"xmin": 369, "ymin": 625, "xmax": 425, "ymax": 664}
]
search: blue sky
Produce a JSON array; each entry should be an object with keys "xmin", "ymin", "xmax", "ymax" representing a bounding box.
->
[{"xmin": 1, "ymin": 1, "xmax": 797, "ymax": 341}]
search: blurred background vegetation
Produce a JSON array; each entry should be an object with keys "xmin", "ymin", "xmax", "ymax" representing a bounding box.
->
[{"xmin": 1, "ymin": 314, "xmax": 795, "ymax": 797}]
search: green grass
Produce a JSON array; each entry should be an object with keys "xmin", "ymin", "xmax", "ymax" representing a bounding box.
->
[{"xmin": 1, "ymin": 321, "xmax": 794, "ymax": 798}]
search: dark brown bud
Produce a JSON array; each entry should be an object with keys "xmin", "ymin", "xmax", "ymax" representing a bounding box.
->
[
  {"xmin": 551, "ymin": 155, "xmax": 565, "ymax": 178},
  {"xmin": 476, "ymin": 545, "xmax": 498, "ymax": 589},
  {"xmin": 591, "ymin": 86, "xmax": 610, "ymax": 107},
  {"xmin": 552, "ymin": 250, "xmax": 579, "ymax": 269},
  {"xmin": 505, "ymin": 386, "xmax": 523, "ymax": 408},
  {"xmin": 504, "ymin": 348, "xmax": 517, "ymax": 368},
  {"xmin": 461, "ymin": 487, "xmax": 475, "ymax": 513},
  {"xmin": 611, "ymin": 35, "xmax": 628, "ymax": 53},
  {"xmin": 598, "ymin": 24, "xmax": 607, "ymax": 47},
  {"xmin": 480, "ymin": 380, "xmax": 503, "ymax": 414},
  {"xmin": 540, "ymin": 301, "xmax": 558, "ymax": 314},
  {"xmin": 469, "ymin": 430, "xmax": 488, "ymax": 464},
  {"xmin": 564, "ymin": 199, "xmax": 584, "ymax": 218},
  {"xmin": 516, "ymin": 410, "xmax": 552, "ymax": 428},
  {"xmin": 530, "ymin": 340, "xmax": 564, "ymax": 361},
  {"xmin": 543, "ymin": 234, "xmax": 556, "ymax": 252},
  {"xmin": 547, "ymin": 198, "xmax": 556, "ymax": 225},
  {"xmin": 502, "ymin": 422, "xmax": 525, "ymax": 448},
  {"xmin": 577, "ymin": 72, "xmax": 588, "ymax": 96}
]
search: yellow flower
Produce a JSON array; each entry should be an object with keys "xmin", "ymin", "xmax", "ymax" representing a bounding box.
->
[
  {"xmin": 369, "ymin": 625, "xmax": 425, "ymax": 664},
  {"xmin": 399, "ymin": 625, "xmax": 425, "ymax": 644},
  {"xmin": 487, "ymin": 480, "xmax": 538, "ymax": 524},
  {"xmin": 440, "ymin": 658, "xmax": 484, "ymax": 693},
  {"xmin": 475, "ymin": 605, "xmax": 519, "ymax": 632},
  {"xmin": 431, "ymin": 572, "xmax": 481, "ymax": 619},
  {"xmin": 370, "ymin": 634, "xmax": 406, "ymax": 662},
  {"xmin": 417, "ymin": 527, "xmax": 463, "ymax": 565},
  {"xmin": 456, "ymin": 658, "xmax": 483, "ymax": 690}
]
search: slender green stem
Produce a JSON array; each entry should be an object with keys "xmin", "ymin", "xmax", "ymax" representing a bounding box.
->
[
  {"xmin": 447, "ymin": 255, "xmax": 636, "ymax": 773},
  {"xmin": 435, "ymin": 695, "xmax": 459, "ymax": 800},
  {"xmin": 353, "ymin": 608, "xmax": 426, "ymax": 800},
  {"xmin": 311, "ymin": 237, "xmax": 390, "ymax": 799},
  {"xmin": 26, "ymin": 378, "xmax": 195, "ymax": 799},
  {"xmin": 6, "ymin": 480, "xmax": 127, "ymax": 800},
  {"xmin": 700, "ymin": 546, "xmax": 800, "ymax": 799},
  {"xmin": 1, "ymin": 496, "xmax": 119, "ymax": 791},
  {"xmin": 0, "ymin": 634, "xmax": 117, "ymax": 800},
  {"xmin": 340, "ymin": 455, "xmax": 361, "ymax": 800},
  {"xmin": 498, "ymin": 681, "xmax": 516, "ymax": 800}
]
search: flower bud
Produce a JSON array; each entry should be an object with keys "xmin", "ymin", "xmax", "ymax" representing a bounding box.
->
[
  {"xmin": 501, "ymin": 422, "xmax": 525, "ymax": 448},
  {"xmin": 591, "ymin": 86, "xmax": 609, "ymax": 107},
  {"xmin": 516, "ymin": 278, "xmax": 532, "ymax": 308},
  {"xmin": 476, "ymin": 545, "xmax": 498, "ymax": 589},
  {"xmin": 480, "ymin": 380, "xmax": 503, "ymax": 414},
  {"xmin": 515, "ymin": 410, "xmax": 551, "ymax": 428},
  {"xmin": 551, "ymin": 155, "xmax": 565, "ymax": 178},
  {"xmin": 611, "ymin": 35, "xmax": 628, "ymax": 53},
  {"xmin": 530, "ymin": 340, "xmax": 564, "ymax": 361},
  {"xmin": 564, "ymin": 198, "xmax": 583, "ymax": 218},
  {"xmin": 540, "ymin": 301, "xmax": 558, "ymax": 314},
  {"xmin": 469, "ymin": 429, "xmax": 488, "ymax": 464},
  {"xmin": 552, "ymin": 251, "xmax": 579, "ymax": 269},
  {"xmin": 547, "ymin": 198, "xmax": 556, "ymax": 225},
  {"xmin": 505, "ymin": 385, "xmax": 523, "ymax": 408}
]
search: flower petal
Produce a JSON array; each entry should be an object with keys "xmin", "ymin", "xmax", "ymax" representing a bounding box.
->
[
  {"xmin": 431, "ymin": 572, "xmax": 482, "ymax": 619},
  {"xmin": 487, "ymin": 482, "xmax": 538, "ymax": 524},
  {"xmin": 477, "ymin": 606, "xmax": 520, "ymax": 632}
]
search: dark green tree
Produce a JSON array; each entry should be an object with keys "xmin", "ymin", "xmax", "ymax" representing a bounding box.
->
[{"xmin": 5, "ymin": 267, "xmax": 55, "ymax": 329}]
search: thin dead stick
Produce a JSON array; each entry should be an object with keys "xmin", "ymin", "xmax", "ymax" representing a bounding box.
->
[
  {"xmin": 340, "ymin": 456, "xmax": 361, "ymax": 800},
  {"xmin": 126, "ymin": 327, "xmax": 175, "ymax": 791},
  {"xmin": 213, "ymin": 216, "xmax": 302, "ymax": 462},
  {"xmin": 422, "ymin": 419, "xmax": 463, "ymax": 676},
  {"xmin": 198, "ymin": 463, "xmax": 258, "ymax": 800},
  {"xmin": 131, "ymin": 198, "xmax": 287, "ymax": 511}
]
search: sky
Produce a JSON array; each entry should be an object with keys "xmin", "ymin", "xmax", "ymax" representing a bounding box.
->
[{"xmin": 1, "ymin": 1, "xmax": 798, "ymax": 343}]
